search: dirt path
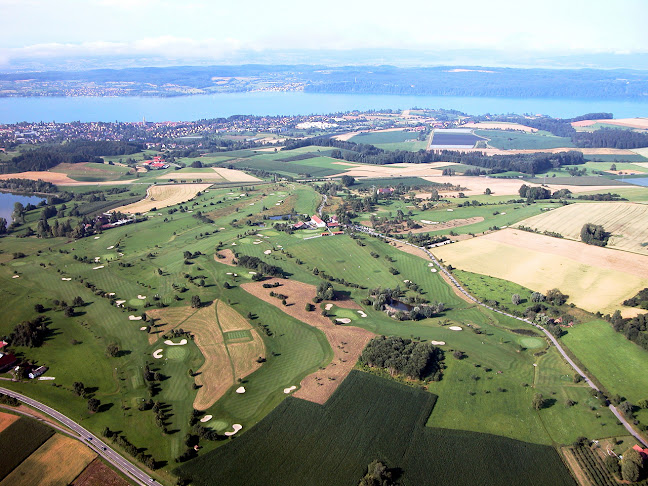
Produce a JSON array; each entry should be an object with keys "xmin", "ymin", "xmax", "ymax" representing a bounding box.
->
[{"xmin": 240, "ymin": 278, "xmax": 374, "ymax": 404}]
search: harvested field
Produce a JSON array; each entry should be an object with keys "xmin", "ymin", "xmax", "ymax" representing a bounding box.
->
[
  {"xmin": 145, "ymin": 305, "xmax": 198, "ymax": 345},
  {"xmin": 395, "ymin": 217, "xmax": 485, "ymax": 234},
  {"xmin": 420, "ymin": 175, "xmax": 622, "ymax": 196},
  {"xmin": 460, "ymin": 122, "xmax": 538, "ymax": 132},
  {"xmin": 0, "ymin": 412, "xmax": 18, "ymax": 433},
  {"xmin": 116, "ymin": 183, "xmax": 212, "ymax": 214},
  {"xmin": 327, "ymin": 162, "xmax": 449, "ymax": 179},
  {"xmin": 0, "ymin": 171, "xmax": 78, "ymax": 185},
  {"xmin": 434, "ymin": 228, "xmax": 648, "ymax": 313},
  {"xmin": 216, "ymin": 300, "xmax": 265, "ymax": 380},
  {"xmin": 72, "ymin": 458, "xmax": 131, "ymax": 486},
  {"xmin": 183, "ymin": 304, "xmax": 233, "ymax": 411},
  {"xmin": 515, "ymin": 202, "xmax": 648, "ymax": 254},
  {"xmin": 1, "ymin": 434, "xmax": 96, "ymax": 486},
  {"xmin": 157, "ymin": 167, "xmax": 260, "ymax": 182},
  {"xmin": 241, "ymin": 278, "xmax": 374, "ymax": 404},
  {"xmin": 573, "ymin": 118, "xmax": 648, "ymax": 129}
]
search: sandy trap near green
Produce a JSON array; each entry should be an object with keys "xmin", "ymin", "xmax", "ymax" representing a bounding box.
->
[
  {"xmin": 515, "ymin": 202, "xmax": 648, "ymax": 255},
  {"xmin": 434, "ymin": 228, "xmax": 648, "ymax": 314}
]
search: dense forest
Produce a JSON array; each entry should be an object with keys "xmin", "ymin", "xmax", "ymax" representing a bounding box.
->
[
  {"xmin": 359, "ymin": 335, "xmax": 445, "ymax": 381},
  {"xmin": 1, "ymin": 141, "xmax": 143, "ymax": 173},
  {"xmin": 284, "ymin": 135, "xmax": 585, "ymax": 174}
]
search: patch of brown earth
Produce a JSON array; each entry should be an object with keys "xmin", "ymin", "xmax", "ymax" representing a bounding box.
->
[
  {"xmin": 395, "ymin": 217, "xmax": 485, "ymax": 234},
  {"xmin": 0, "ymin": 411, "xmax": 19, "ymax": 432},
  {"xmin": 240, "ymin": 278, "xmax": 374, "ymax": 404},
  {"xmin": 71, "ymin": 458, "xmax": 131, "ymax": 486},
  {"xmin": 215, "ymin": 249, "xmax": 237, "ymax": 266}
]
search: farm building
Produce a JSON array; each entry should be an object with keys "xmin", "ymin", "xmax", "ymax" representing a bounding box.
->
[
  {"xmin": 28, "ymin": 366, "xmax": 48, "ymax": 379},
  {"xmin": 377, "ymin": 187, "xmax": 394, "ymax": 195},
  {"xmin": 327, "ymin": 216, "xmax": 339, "ymax": 228},
  {"xmin": 633, "ymin": 445, "xmax": 648, "ymax": 460},
  {"xmin": 0, "ymin": 352, "xmax": 17, "ymax": 372},
  {"xmin": 310, "ymin": 215, "xmax": 326, "ymax": 228},
  {"xmin": 142, "ymin": 156, "xmax": 170, "ymax": 170},
  {"xmin": 292, "ymin": 221, "xmax": 306, "ymax": 230}
]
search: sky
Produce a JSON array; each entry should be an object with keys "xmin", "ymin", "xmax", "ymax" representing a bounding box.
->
[{"xmin": 1, "ymin": 0, "xmax": 647, "ymax": 69}]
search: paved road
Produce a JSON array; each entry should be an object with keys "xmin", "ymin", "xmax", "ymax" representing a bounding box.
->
[
  {"xmin": 351, "ymin": 224, "xmax": 648, "ymax": 447},
  {"xmin": 0, "ymin": 387, "xmax": 162, "ymax": 486}
]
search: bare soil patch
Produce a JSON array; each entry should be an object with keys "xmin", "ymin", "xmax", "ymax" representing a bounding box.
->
[
  {"xmin": 215, "ymin": 249, "xmax": 237, "ymax": 266},
  {"xmin": 328, "ymin": 162, "xmax": 448, "ymax": 179},
  {"xmin": 0, "ymin": 171, "xmax": 78, "ymax": 184},
  {"xmin": 0, "ymin": 411, "xmax": 19, "ymax": 433},
  {"xmin": 71, "ymin": 458, "xmax": 131, "ymax": 486},
  {"xmin": 241, "ymin": 278, "xmax": 374, "ymax": 404},
  {"xmin": 145, "ymin": 305, "xmax": 198, "ymax": 345}
]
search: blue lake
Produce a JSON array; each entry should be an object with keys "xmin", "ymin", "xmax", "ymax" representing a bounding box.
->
[
  {"xmin": 619, "ymin": 177, "xmax": 648, "ymax": 187},
  {"xmin": 1, "ymin": 91, "xmax": 647, "ymax": 123},
  {"xmin": 0, "ymin": 192, "xmax": 46, "ymax": 223}
]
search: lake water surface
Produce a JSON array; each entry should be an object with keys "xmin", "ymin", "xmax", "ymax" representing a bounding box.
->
[
  {"xmin": 1, "ymin": 92, "xmax": 647, "ymax": 123},
  {"xmin": 0, "ymin": 192, "xmax": 45, "ymax": 223}
]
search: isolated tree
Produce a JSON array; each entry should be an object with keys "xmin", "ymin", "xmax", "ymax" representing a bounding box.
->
[
  {"xmin": 484, "ymin": 188, "xmax": 492, "ymax": 195},
  {"xmin": 34, "ymin": 303, "xmax": 45, "ymax": 313},
  {"xmin": 531, "ymin": 291, "xmax": 545, "ymax": 303},
  {"xmin": 0, "ymin": 217, "xmax": 7, "ymax": 234},
  {"xmin": 190, "ymin": 295, "xmax": 201, "ymax": 308},
  {"xmin": 87, "ymin": 398, "xmax": 100, "ymax": 412},
  {"xmin": 73, "ymin": 381, "xmax": 86, "ymax": 397},
  {"xmin": 618, "ymin": 400, "xmax": 634, "ymax": 417},
  {"xmin": 532, "ymin": 393, "xmax": 545, "ymax": 410},
  {"xmin": 106, "ymin": 343, "xmax": 120, "ymax": 357},
  {"xmin": 610, "ymin": 163, "xmax": 617, "ymax": 171},
  {"xmin": 511, "ymin": 294, "xmax": 521, "ymax": 305},
  {"xmin": 340, "ymin": 175, "xmax": 355, "ymax": 187},
  {"xmin": 72, "ymin": 296, "xmax": 84, "ymax": 307}
]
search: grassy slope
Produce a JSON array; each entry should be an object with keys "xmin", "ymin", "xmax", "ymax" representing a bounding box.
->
[{"xmin": 476, "ymin": 129, "xmax": 575, "ymax": 150}]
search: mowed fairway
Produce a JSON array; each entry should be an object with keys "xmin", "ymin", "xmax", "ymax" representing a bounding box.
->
[
  {"xmin": 0, "ymin": 434, "xmax": 96, "ymax": 486},
  {"xmin": 516, "ymin": 202, "xmax": 648, "ymax": 254},
  {"xmin": 117, "ymin": 183, "xmax": 212, "ymax": 213},
  {"xmin": 434, "ymin": 229, "xmax": 648, "ymax": 314}
]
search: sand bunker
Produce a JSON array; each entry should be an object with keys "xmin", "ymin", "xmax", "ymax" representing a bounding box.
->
[
  {"xmin": 249, "ymin": 271, "xmax": 257, "ymax": 275},
  {"xmin": 449, "ymin": 326, "xmax": 463, "ymax": 331},
  {"xmin": 336, "ymin": 318, "xmax": 352, "ymax": 324},
  {"xmin": 12, "ymin": 275, "xmax": 19, "ymax": 279},
  {"xmin": 236, "ymin": 386, "xmax": 246, "ymax": 394},
  {"xmin": 357, "ymin": 311, "xmax": 367, "ymax": 317},
  {"xmin": 139, "ymin": 326, "xmax": 148, "ymax": 331},
  {"xmin": 115, "ymin": 300, "xmax": 126, "ymax": 306},
  {"xmin": 152, "ymin": 349, "xmax": 164, "ymax": 359},
  {"xmin": 431, "ymin": 269, "xmax": 437, "ymax": 273},
  {"xmin": 107, "ymin": 245, "xmax": 114, "ymax": 249},
  {"xmin": 164, "ymin": 339, "xmax": 188, "ymax": 346},
  {"xmin": 225, "ymin": 424, "xmax": 242, "ymax": 436},
  {"xmin": 94, "ymin": 236, "xmax": 100, "ymax": 239},
  {"xmin": 325, "ymin": 303, "xmax": 333, "ymax": 311},
  {"xmin": 128, "ymin": 315, "xmax": 142, "ymax": 321},
  {"xmin": 431, "ymin": 340, "xmax": 446, "ymax": 345},
  {"xmin": 200, "ymin": 415, "xmax": 213, "ymax": 423},
  {"xmin": 264, "ymin": 250, "xmax": 272, "ymax": 255},
  {"xmin": 38, "ymin": 376, "xmax": 55, "ymax": 380},
  {"xmin": 108, "ymin": 292, "xmax": 115, "ymax": 296},
  {"xmin": 93, "ymin": 265, "xmax": 104, "ymax": 270},
  {"xmin": 137, "ymin": 295, "xmax": 146, "ymax": 299},
  {"xmin": 283, "ymin": 386, "xmax": 297, "ymax": 394},
  {"xmin": 61, "ymin": 277, "xmax": 72, "ymax": 281}
]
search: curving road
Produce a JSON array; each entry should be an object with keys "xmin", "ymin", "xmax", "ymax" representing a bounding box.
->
[
  {"xmin": 351, "ymin": 224, "xmax": 648, "ymax": 447},
  {"xmin": 0, "ymin": 387, "xmax": 162, "ymax": 486}
]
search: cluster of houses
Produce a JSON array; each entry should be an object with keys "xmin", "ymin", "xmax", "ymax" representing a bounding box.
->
[
  {"xmin": 292, "ymin": 215, "xmax": 340, "ymax": 231},
  {"xmin": 0, "ymin": 341, "xmax": 47, "ymax": 379},
  {"xmin": 93, "ymin": 213, "xmax": 136, "ymax": 231},
  {"xmin": 141, "ymin": 156, "xmax": 170, "ymax": 170}
]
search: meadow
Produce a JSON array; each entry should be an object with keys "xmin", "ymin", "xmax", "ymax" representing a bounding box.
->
[
  {"xmin": 348, "ymin": 130, "xmax": 428, "ymax": 151},
  {"xmin": 515, "ymin": 202, "xmax": 648, "ymax": 254},
  {"xmin": 176, "ymin": 371, "xmax": 576, "ymax": 486},
  {"xmin": 475, "ymin": 129, "xmax": 574, "ymax": 150}
]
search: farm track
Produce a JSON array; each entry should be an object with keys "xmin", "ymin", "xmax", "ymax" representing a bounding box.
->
[{"xmin": 351, "ymin": 223, "xmax": 648, "ymax": 447}]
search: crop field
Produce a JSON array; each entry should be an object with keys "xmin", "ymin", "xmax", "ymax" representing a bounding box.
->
[
  {"xmin": 433, "ymin": 228, "xmax": 648, "ymax": 314},
  {"xmin": 430, "ymin": 129, "xmax": 484, "ymax": 148},
  {"xmin": 515, "ymin": 202, "xmax": 648, "ymax": 254},
  {"xmin": 0, "ymin": 412, "xmax": 19, "ymax": 433},
  {"xmin": 562, "ymin": 320, "xmax": 648, "ymax": 404},
  {"xmin": 328, "ymin": 162, "xmax": 449, "ymax": 179},
  {"xmin": 0, "ymin": 417, "xmax": 54, "ymax": 480},
  {"xmin": 157, "ymin": 167, "xmax": 261, "ymax": 182},
  {"xmin": 348, "ymin": 129, "xmax": 428, "ymax": 151},
  {"xmin": 71, "ymin": 458, "xmax": 131, "ymax": 486},
  {"xmin": 230, "ymin": 151, "xmax": 342, "ymax": 178},
  {"xmin": 116, "ymin": 183, "xmax": 212, "ymax": 213},
  {"xmin": 461, "ymin": 122, "xmax": 538, "ymax": 132},
  {"xmin": 0, "ymin": 434, "xmax": 96, "ymax": 486},
  {"xmin": 475, "ymin": 129, "xmax": 575, "ymax": 150},
  {"xmin": 176, "ymin": 371, "xmax": 575, "ymax": 486},
  {"xmin": 50, "ymin": 162, "xmax": 135, "ymax": 182}
]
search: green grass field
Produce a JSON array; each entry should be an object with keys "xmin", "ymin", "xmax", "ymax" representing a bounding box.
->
[
  {"xmin": 176, "ymin": 371, "xmax": 576, "ymax": 486},
  {"xmin": 475, "ymin": 129, "xmax": 575, "ymax": 150},
  {"xmin": 562, "ymin": 320, "xmax": 648, "ymax": 404}
]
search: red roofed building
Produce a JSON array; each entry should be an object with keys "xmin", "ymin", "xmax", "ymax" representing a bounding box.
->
[
  {"xmin": 0, "ymin": 352, "xmax": 17, "ymax": 372},
  {"xmin": 633, "ymin": 444, "xmax": 648, "ymax": 460},
  {"xmin": 310, "ymin": 215, "xmax": 326, "ymax": 228}
]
